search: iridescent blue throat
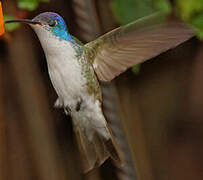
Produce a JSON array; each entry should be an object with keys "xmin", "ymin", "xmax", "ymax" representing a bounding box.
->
[
  {"xmin": 46, "ymin": 16, "xmax": 74, "ymax": 43},
  {"xmin": 52, "ymin": 26, "xmax": 72, "ymax": 42}
]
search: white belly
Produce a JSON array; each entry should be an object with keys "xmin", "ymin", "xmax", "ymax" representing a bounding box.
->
[
  {"xmin": 49, "ymin": 60, "xmax": 84, "ymax": 103},
  {"xmin": 46, "ymin": 41, "xmax": 87, "ymax": 108},
  {"xmin": 47, "ymin": 49, "xmax": 107, "ymax": 139}
]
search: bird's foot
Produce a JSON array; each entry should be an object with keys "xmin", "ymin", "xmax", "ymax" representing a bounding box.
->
[
  {"xmin": 54, "ymin": 98, "xmax": 63, "ymax": 108},
  {"xmin": 64, "ymin": 106, "xmax": 72, "ymax": 116}
]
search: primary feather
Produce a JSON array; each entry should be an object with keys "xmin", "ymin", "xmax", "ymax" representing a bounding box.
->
[{"xmin": 86, "ymin": 12, "xmax": 194, "ymax": 81}]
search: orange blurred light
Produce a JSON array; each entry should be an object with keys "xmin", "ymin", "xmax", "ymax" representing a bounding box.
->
[{"xmin": 0, "ymin": 2, "xmax": 5, "ymax": 36}]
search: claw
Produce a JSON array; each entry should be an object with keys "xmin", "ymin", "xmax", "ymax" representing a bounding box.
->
[{"xmin": 64, "ymin": 106, "xmax": 71, "ymax": 115}]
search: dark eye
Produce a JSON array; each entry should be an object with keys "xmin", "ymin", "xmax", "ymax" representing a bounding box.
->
[{"xmin": 48, "ymin": 20, "xmax": 57, "ymax": 27}]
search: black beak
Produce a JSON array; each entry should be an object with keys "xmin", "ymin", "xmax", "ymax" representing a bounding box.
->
[{"xmin": 5, "ymin": 19, "xmax": 41, "ymax": 25}]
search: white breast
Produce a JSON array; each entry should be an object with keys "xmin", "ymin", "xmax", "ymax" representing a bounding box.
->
[
  {"xmin": 48, "ymin": 41, "xmax": 86, "ymax": 108},
  {"xmin": 32, "ymin": 25, "xmax": 86, "ymax": 107}
]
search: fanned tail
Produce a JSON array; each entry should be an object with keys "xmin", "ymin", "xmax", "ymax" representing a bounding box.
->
[{"xmin": 74, "ymin": 123, "xmax": 123, "ymax": 173}]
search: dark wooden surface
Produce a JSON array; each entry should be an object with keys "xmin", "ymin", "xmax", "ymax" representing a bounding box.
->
[{"xmin": 115, "ymin": 38, "xmax": 200, "ymax": 180}]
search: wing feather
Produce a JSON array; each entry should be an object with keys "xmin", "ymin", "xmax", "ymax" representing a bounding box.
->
[{"xmin": 86, "ymin": 12, "xmax": 194, "ymax": 82}]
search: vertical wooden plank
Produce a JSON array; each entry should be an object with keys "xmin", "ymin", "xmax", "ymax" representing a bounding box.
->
[
  {"xmin": 115, "ymin": 39, "xmax": 197, "ymax": 180},
  {"xmin": 166, "ymin": 42, "xmax": 203, "ymax": 180},
  {"xmin": 0, "ymin": 40, "xmax": 7, "ymax": 180},
  {"xmin": 115, "ymin": 77, "xmax": 154, "ymax": 180}
]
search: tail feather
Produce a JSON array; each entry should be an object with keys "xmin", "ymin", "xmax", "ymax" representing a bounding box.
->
[
  {"xmin": 74, "ymin": 125, "xmax": 123, "ymax": 173},
  {"xmin": 93, "ymin": 133, "xmax": 109, "ymax": 166}
]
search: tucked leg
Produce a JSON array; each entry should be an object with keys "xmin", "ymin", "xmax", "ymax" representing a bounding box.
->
[{"xmin": 75, "ymin": 98, "xmax": 83, "ymax": 112}]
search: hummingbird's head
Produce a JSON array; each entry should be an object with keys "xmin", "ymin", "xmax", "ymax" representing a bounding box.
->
[
  {"xmin": 6, "ymin": 12, "xmax": 72, "ymax": 42},
  {"xmin": 5, "ymin": 12, "xmax": 81, "ymax": 56},
  {"xmin": 32, "ymin": 12, "xmax": 72, "ymax": 41}
]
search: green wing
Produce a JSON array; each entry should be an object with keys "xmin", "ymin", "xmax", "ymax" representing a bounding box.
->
[{"xmin": 85, "ymin": 12, "xmax": 194, "ymax": 82}]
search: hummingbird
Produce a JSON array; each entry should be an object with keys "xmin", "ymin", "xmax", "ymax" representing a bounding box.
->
[{"xmin": 6, "ymin": 12, "xmax": 194, "ymax": 172}]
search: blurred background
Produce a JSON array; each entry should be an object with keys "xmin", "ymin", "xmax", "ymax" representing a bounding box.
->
[{"xmin": 1, "ymin": 0, "xmax": 203, "ymax": 180}]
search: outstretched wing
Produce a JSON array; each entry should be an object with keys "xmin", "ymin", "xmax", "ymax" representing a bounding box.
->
[{"xmin": 85, "ymin": 12, "xmax": 194, "ymax": 82}]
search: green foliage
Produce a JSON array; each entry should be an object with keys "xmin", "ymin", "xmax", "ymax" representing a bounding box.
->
[
  {"xmin": 17, "ymin": 0, "xmax": 49, "ymax": 11},
  {"xmin": 191, "ymin": 14, "xmax": 203, "ymax": 39},
  {"xmin": 111, "ymin": 0, "xmax": 155, "ymax": 25},
  {"xmin": 4, "ymin": 15, "xmax": 20, "ymax": 32},
  {"xmin": 154, "ymin": 0, "xmax": 171, "ymax": 14},
  {"xmin": 18, "ymin": 0, "xmax": 39, "ymax": 11},
  {"xmin": 175, "ymin": 0, "xmax": 203, "ymax": 21},
  {"xmin": 111, "ymin": 0, "xmax": 171, "ymax": 25},
  {"xmin": 175, "ymin": 0, "xmax": 203, "ymax": 39}
]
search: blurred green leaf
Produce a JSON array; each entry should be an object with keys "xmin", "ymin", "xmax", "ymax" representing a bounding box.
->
[
  {"xmin": 175, "ymin": 0, "xmax": 203, "ymax": 40},
  {"xmin": 18, "ymin": 0, "xmax": 39, "ymax": 11},
  {"xmin": 111, "ymin": 0, "xmax": 155, "ymax": 25},
  {"xmin": 176, "ymin": 0, "xmax": 203, "ymax": 21},
  {"xmin": 4, "ymin": 15, "xmax": 20, "ymax": 32},
  {"xmin": 191, "ymin": 14, "xmax": 203, "ymax": 39},
  {"xmin": 154, "ymin": 0, "xmax": 171, "ymax": 14},
  {"xmin": 17, "ymin": 0, "xmax": 50, "ymax": 11}
]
